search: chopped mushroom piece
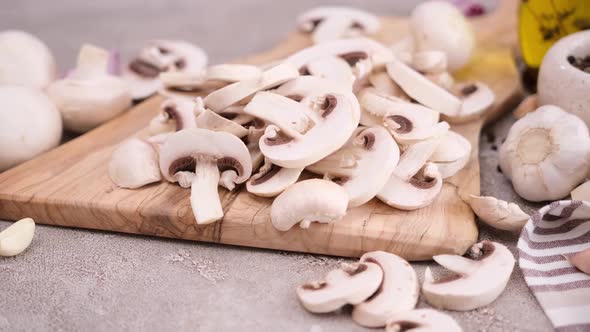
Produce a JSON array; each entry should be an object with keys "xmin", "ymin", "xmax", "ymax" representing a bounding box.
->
[
  {"xmin": 0, "ymin": 218, "xmax": 35, "ymax": 257},
  {"xmin": 160, "ymin": 64, "xmax": 262, "ymax": 91},
  {"xmin": 443, "ymin": 81, "xmax": 495, "ymax": 124},
  {"xmin": 352, "ymin": 251, "xmax": 419, "ymax": 328},
  {"xmin": 193, "ymin": 97, "xmax": 248, "ymax": 138},
  {"xmin": 429, "ymin": 131, "xmax": 472, "ymax": 179},
  {"xmin": 297, "ymin": 6, "xmax": 381, "ymax": 44},
  {"xmin": 368, "ymin": 71, "xmax": 406, "ymax": 97},
  {"xmin": 246, "ymin": 159, "xmax": 303, "ymax": 197},
  {"xmin": 271, "ymin": 179, "xmax": 348, "ymax": 231},
  {"xmin": 159, "ymin": 128, "xmax": 252, "ymax": 225},
  {"xmin": 148, "ymin": 98, "xmax": 197, "ymax": 135},
  {"xmin": 297, "ymin": 261, "xmax": 383, "ymax": 313},
  {"xmin": 499, "ymin": 105, "xmax": 590, "ymax": 202},
  {"xmin": 469, "ymin": 195, "xmax": 529, "ymax": 232},
  {"xmin": 422, "ymin": 241, "xmax": 515, "ymax": 311},
  {"xmin": 305, "ymin": 56, "xmax": 354, "ymax": 86},
  {"xmin": 108, "ymin": 138, "xmax": 161, "ymax": 189},
  {"xmin": 307, "ymin": 126, "xmax": 399, "ymax": 207},
  {"xmin": 385, "ymin": 309, "xmax": 463, "ymax": 332}
]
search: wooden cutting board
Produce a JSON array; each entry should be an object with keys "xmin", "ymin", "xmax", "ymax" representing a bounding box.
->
[{"xmin": 0, "ymin": 1, "xmax": 522, "ymax": 260}]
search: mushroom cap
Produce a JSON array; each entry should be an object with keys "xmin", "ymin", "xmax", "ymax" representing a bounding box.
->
[
  {"xmin": 0, "ymin": 86, "xmax": 62, "ymax": 172},
  {"xmin": 410, "ymin": 1, "xmax": 475, "ymax": 71},
  {"xmin": 352, "ymin": 251, "xmax": 419, "ymax": 328},
  {"xmin": 271, "ymin": 179, "xmax": 349, "ymax": 231},
  {"xmin": 158, "ymin": 128, "xmax": 252, "ymax": 185},
  {"xmin": 149, "ymin": 98, "xmax": 197, "ymax": 135},
  {"xmin": 246, "ymin": 160, "xmax": 303, "ymax": 197},
  {"xmin": 422, "ymin": 241, "xmax": 515, "ymax": 311},
  {"xmin": 443, "ymin": 81, "xmax": 495, "ymax": 124},
  {"xmin": 0, "ymin": 30, "xmax": 56, "ymax": 89},
  {"xmin": 306, "ymin": 56, "xmax": 354, "ymax": 86},
  {"xmin": 0, "ymin": 218, "xmax": 35, "ymax": 257},
  {"xmin": 378, "ymin": 163, "xmax": 443, "ymax": 210},
  {"xmin": 386, "ymin": 58, "xmax": 461, "ymax": 116},
  {"xmin": 258, "ymin": 92, "xmax": 360, "ymax": 168},
  {"xmin": 108, "ymin": 138, "xmax": 162, "ymax": 189},
  {"xmin": 308, "ymin": 126, "xmax": 400, "ymax": 207},
  {"xmin": 499, "ymin": 105, "xmax": 590, "ymax": 202},
  {"xmin": 385, "ymin": 309, "xmax": 463, "ymax": 332},
  {"xmin": 297, "ymin": 261, "xmax": 383, "ymax": 313},
  {"xmin": 47, "ymin": 75, "xmax": 132, "ymax": 133},
  {"xmin": 297, "ymin": 6, "xmax": 381, "ymax": 34}
]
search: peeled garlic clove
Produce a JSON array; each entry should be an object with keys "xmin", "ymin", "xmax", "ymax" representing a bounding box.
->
[
  {"xmin": 469, "ymin": 195, "xmax": 529, "ymax": 232},
  {"xmin": 0, "ymin": 218, "xmax": 35, "ymax": 257},
  {"xmin": 570, "ymin": 181, "xmax": 590, "ymax": 202},
  {"xmin": 565, "ymin": 248, "xmax": 590, "ymax": 275}
]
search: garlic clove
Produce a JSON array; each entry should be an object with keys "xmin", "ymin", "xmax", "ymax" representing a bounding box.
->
[{"xmin": 0, "ymin": 218, "xmax": 35, "ymax": 257}]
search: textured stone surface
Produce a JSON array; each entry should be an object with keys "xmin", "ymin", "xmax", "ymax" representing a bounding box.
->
[{"xmin": 1, "ymin": 1, "xmax": 552, "ymax": 331}]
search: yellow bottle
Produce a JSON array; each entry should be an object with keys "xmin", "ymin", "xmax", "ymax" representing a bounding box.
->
[{"xmin": 519, "ymin": 0, "xmax": 590, "ymax": 69}]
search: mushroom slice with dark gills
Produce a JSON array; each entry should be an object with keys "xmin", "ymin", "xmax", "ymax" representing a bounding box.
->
[
  {"xmin": 385, "ymin": 309, "xmax": 463, "ymax": 332},
  {"xmin": 307, "ymin": 126, "xmax": 399, "ymax": 207},
  {"xmin": 422, "ymin": 241, "xmax": 515, "ymax": 311},
  {"xmin": 296, "ymin": 261, "xmax": 383, "ymax": 313},
  {"xmin": 158, "ymin": 128, "xmax": 252, "ymax": 225},
  {"xmin": 148, "ymin": 98, "xmax": 198, "ymax": 135},
  {"xmin": 442, "ymin": 81, "xmax": 495, "ymax": 124},
  {"xmin": 352, "ymin": 251, "xmax": 419, "ymax": 328},
  {"xmin": 203, "ymin": 63, "xmax": 299, "ymax": 113},
  {"xmin": 296, "ymin": 6, "xmax": 381, "ymax": 44},
  {"xmin": 378, "ymin": 131, "xmax": 447, "ymax": 210},
  {"xmin": 246, "ymin": 159, "xmax": 303, "ymax": 198},
  {"xmin": 122, "ymin": 40, "xmax": 208, "ymax": 100},
  {"xmin": 358, "ymin": 88, "xmax": 442, "ymax": 145},
  {"xmin": 246, "ymin": 89, "xmax": 360, "ymax": 168},
  {"xmin": 160, "ymin": 64, "xmax": 262, "ymax": 92}
]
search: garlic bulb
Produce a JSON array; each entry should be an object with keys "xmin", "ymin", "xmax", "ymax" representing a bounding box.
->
[{"xmin": 499, "ymin": 105, "xmax": 590, "ymax": 202}]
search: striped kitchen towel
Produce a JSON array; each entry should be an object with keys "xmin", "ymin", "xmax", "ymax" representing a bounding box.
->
[{"xmin": 518, "ymin": 200, "xmax": 590, "ymax": 332}]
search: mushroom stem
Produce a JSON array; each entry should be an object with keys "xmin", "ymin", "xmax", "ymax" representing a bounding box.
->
[{"xmin": 190, "ymin": 158, "xmax": 223, "ymax": 225}]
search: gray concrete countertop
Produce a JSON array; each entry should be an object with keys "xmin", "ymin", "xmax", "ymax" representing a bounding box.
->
[{"xmin": 1, "ymin": 1, "xmax": 552, "ymax": 331}]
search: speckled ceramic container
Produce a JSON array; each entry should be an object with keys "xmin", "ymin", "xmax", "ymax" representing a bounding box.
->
[{"xmin": 538, "ymin": 30, "xmax": 590, "ymax": 127}]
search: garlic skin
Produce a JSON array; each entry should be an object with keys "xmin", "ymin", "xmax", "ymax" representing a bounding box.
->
[
  {"xmin": 499, "ymin": 105, "xmax": 590, "ymax": 202},
  {"xmin": 469, "ymin": 195, "xmax": 529, "ymax": 232}
]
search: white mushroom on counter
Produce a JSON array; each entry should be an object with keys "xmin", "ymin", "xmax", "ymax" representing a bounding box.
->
[
  {"xmin": 297, "ymin": 6, "xmax": 380, "ymax": 44},
  {"xmin": 469, "ymin": 195, "xmax": 529, "ymax": 232},
  {"xmin": 159, "ymin": 128, "xmax": 252, "ymax": 225},
  {"xmin": 499, "ymin": 105, "xmax": 590, "ymax": 202},
  {"xmin": 0, "ymin": 30, "xmax": 57, "ymax": 89},
  {"xmin": 271, "ymin": 179, "xmax": 348, "ymax": 231},
  {"xmin": 297, "ymin": 261, "xmax": 383, "ymax": 313},
  {"xmin": 385, "ymin": 309, "xmax": 463, "ymax": 332},
  {"xmin": 123, "ymin": 40, "xmax": 208, "ymax": 100},
  {"xmin": 108, "ymin": 138, "xmax": 161, "ymax": 189},
  {"xmin": 0, "ymin": 86, "xmax": 62, "ymax": 172},
  {"xmin": 422, "ymin": 241, "xmax": 515, "ymax": 311},
  {"xmin": 352, "ymin": 251, "xmax": 419, "ymax": 328},
  {"xmin": 0, "ymin": 218, "xmax": 35, "ymax": 257},
  {"xmin": 47, "ymin": 44, "xmax": 132, "ymax": 133}
]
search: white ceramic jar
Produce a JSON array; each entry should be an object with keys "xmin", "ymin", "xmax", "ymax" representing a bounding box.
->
[{"xmin": 538, "ymin": 30, "xmax": 590, "ymax": 127}]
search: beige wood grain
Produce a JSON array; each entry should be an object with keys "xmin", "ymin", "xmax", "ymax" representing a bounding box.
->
[{"xmin": 0, "ymin": 2, "xmax": 523, "ymax": 260}]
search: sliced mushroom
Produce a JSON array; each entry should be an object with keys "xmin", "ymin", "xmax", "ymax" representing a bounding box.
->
[
  {"xmin": 422, "ymin": 241, "xmax": 515, "ymax": 311},
  {"xmin": 386, "ymin": 58, "xmax": 461, "ymax": 116},
  {"xmin": 411, "ymin": 50, "xmax": 448, "ymax": 75},
  {"xmin": 193, "ymin": 97, "xmax": 248, "ymax": 138},
  {"xmin": 160, "ymin": 64, "xmax": 262, "ymax": 91},
  {"xmin": 352, "ymin": 251, "xmax": 419, "ymax": 328},
  {"xmin": 246, "ymin": 159, "xmax": 303, "ymax": 197},
  {"xmin": 390, "ymin": 36, "xmax": 414, "ymax": 64},
  {"xmin": 385, "ymin": 309, "xmax": 463, "ymax": 332},
  {"xmin": 410, "ymin": 1, "xmax": 475, "ymax": 71},
  {"xmin": 571, "ymin": 181, "xmax": 590, "ymax": 202},
  {"xmin": 368, "ymin": 70, "xmax": 406, "ymax": 98},
  {"xmin": 271, "ymin": 179, "xmax": 348, "ymax": 231},
  {"xmin": 274, "ymin": 75, "xmax": 351, "ymax": 97},
  {"xmin": 123, "ymin": 40, "xmax": 207, "ymax": 100},
  {"xmin": 0, "ymin": 86, "xmax": 62, "ymax": 172},
  {"xmin": 514, "ymin": 94, "xmax": 538, "ymax": 120},
  {"xmin": 159, "ymin": 128, "xmax": 252, "ymax": 225},
  {"xmin": 305, "ymin": 56, "xmax": 354, "ymax": 86},
  {"xmin": 443, "ymin": 82, "xmax": 495, "ymax": 124},
  {"xmin": 308, "ymin": 126, "xmax": 399, "ymax": 207},
  {"xmin": 255, "ymin": 91, "xmax": 360, "ymax": 168},
  {"xmin": 203, "ymin": 63, "xmax": 299, "ymax": 112},
  {"xmin": 469, "ymin": 195, "xmax": 529, "ymax": 232},
  {"xmin": 148, "ymin": 98, "xmax": 197, "ymax": 135},
  {"xmin": 565, "ymin": 248, "xmax": 590, "ymax": 275},
  {"xmin": 108, "ymin": 138, "xmax": 161, "ymax": 189},
  {"xmin": 297, "ymin": 261, "xmax": 383, "ymax": 313},
  {"xmin": 429, "ymin": 131, "xmax": 472, "ymax": 179},
  {"xmin": 297, "ymin": 6, "xmax": 380, "ymax": 44},
  {"xmin": 0, "ymin": 218, "xmax": 35, "ymax": 257},
  {"xmin": 499, "ymin": 105, "xmax": 590, "ymax": 202},
  {"xmin": 47, "ymin": 44, "xmax": 132, "ymax": 133},
  {"xmin": 426, "ymin": 71, "xmax": 455, "ymax": 91},
  {"xmin": 0, "ymin": 30, "xmax": 56, "ymax": 89}
]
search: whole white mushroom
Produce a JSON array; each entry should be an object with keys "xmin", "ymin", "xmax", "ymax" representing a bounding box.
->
[
  {"xmin": 0, "ymin": 86, "xmax": 62, "ymax": 171},
  {"xmin": 410, "ymin": 1, "xmax": 475, "ymax": 71}
]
